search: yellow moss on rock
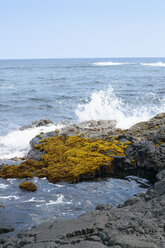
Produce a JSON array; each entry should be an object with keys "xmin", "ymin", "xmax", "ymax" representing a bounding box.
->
[
  {"xmin": 155, "ymin": 141, "xmax": 164, "ymax": 147},
  {"xmin": 19, "ymin": 182, "xmax": 37, "ymax": 192},
  {"xmin": 36, "ymin": 135, "xmax": 42, "ymax": 139},
  {"xmin": 55, "ymin": 129, "xmax": 60, "ymax": 134},
  {"xmin": 0, "ymin": 135, "xmax": 130, "ymax": 183}
]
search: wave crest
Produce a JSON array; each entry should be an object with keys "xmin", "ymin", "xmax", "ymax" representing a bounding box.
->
[
  {"xmin": 140, "ymin": 62, "xmax": 165, "ymax": 67},
  {"xmin": 75, "ymin": 87, "xmax": 165, "ymax": 129},
  {"xmin": 93, "ymin": 61, "xmax": 128, "ymax": 66}
]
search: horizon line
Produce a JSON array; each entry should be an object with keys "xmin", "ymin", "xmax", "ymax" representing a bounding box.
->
[{"xmin": 0, "ymin": 56, "xmax": 165, "ymax": 61}]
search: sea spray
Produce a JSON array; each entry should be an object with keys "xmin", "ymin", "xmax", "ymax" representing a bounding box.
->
[
  {"xmin": 75, "ymin": 87, "xmax": 165, "ymax": 129},
  {"xmin": 0, "ymin": 123, "xmax": 64, "ymax": 159}
]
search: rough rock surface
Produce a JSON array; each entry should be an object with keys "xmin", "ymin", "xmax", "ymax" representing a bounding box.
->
[
  {"xmin": 27, "ymin": 113, "xmax": 165, "ymax": 174},
  {"xmin": 1, "ymin": 114, "xmax": 165, "ymax": 247},
  {"xmin": 0, "ymin": 169, "xmax": 165, "ymax": 247},
  {"xmin": 26, "ymin": 120, "xmax": 119, "ymax": 161},
  {"xmin": 0, "ymin": 223, "xmax": 14, "ymax": 235},
  {"xmin": 19, "ymin": 118, "xmax": 53, "ymax": 130},
  {"xmin": 122, "ymin": 113, "xmax": 165, "ymax": 172}
]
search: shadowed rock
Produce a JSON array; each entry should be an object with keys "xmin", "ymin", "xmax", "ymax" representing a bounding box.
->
[{"xmin": 0, "ymin": 223, "xmax": 14, "ymax": 235}]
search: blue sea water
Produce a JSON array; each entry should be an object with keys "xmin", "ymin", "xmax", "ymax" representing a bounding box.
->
[
  {"xmin": 0, "ymin": 58, "xmax": 165, "ymax": 135},
  {"xmin": 0, "ymin": 58, "xmax": 164, "ymax": 235},
  {"xmin": 0, "ymin": 58, "xmax": 165, "ymax": 159}
]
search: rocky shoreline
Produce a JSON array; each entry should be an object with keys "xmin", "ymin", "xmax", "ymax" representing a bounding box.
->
[
  {"xmin": 27, "ymin": 113, "xmax": 165, "ymax": 176},
  {"xmin": 0, "ymin": 169, "xmax": 165, "ymax": 248},
  {"xmin": 0, "ymin": 113, "xmax": 165, "ymax": 247}
]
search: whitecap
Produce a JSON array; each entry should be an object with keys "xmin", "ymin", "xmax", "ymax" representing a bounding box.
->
[
  {"xmin": 93, "ymin": 61, "xmax": 128, "ymax": 66},
  {"xmin": 140, "ymin": 62, "xmax": 165, "ymax": 67},
  {"xmin": 0, "ymin": 83, "xmax": 15, "ymax": 89}
]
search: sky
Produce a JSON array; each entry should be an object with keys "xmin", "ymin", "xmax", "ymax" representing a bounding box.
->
[{"xmin": 0, "ymin": 0, "xmax": 165, "ymax": 59}]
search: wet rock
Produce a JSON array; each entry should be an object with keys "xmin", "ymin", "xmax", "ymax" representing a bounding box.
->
[
  {"xmin": 26, "ymin": 113, "xmax": 165, "ymax": 175},
  {"xmin": 95, "ymin": 204, "xmax": 113, "ymax": 211},
  {"xmin": 1, "ymin": 170, "xmax": 165, "ymax": 247},
  {"xmin": 19, "ymin": 118, "xmax": 53, "ymax": 130},
  {"xmin": 0, "ymin": 223, "xmax": 14, "ymax": 235},
  {"xmin": 156, "ymin": 170, "xmax": 165, "ymax": 180},
  {"xmin": 26, "ymin": 131, "xmax": 60, "ymax": 161},
  {"xmin": 0, "ymin": 158, "xmax": 22, "ymax": 167},
  {"xmin": 1, "ymin": 113, "xmax": 165, "ymax": 247}
]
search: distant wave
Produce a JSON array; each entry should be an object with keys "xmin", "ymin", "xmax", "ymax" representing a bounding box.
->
[
  {"xmin": 93, "ymin": 61, "xmax": 129, "ymax": 66},
  {"xmin": 140, "ymin": 62, "xmax": 165, "ymax": 67}
]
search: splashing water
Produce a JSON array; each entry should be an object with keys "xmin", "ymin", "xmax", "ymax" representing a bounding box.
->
[
  {"xmin": 75, "ymin": 87, "xmax": 165, "ymax": 129},
  {"xmin": 0, "ymin": 123, "xmax": 64, "ymax": 159}
]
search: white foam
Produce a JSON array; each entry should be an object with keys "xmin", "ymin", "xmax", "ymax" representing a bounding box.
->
[
  {"xmin": 23, "ymin": 198, "xmax": 45, "ymax": 203},
  {"xmin": 46, "ymin": 195, "xmax": 65, "ymax": 205},
  {"xmin": 75, "ymin": 87, "xmax": 165, "ymax": 129},
  {"xmin": 93, "ymin": 61, "xmax": 128, "ymax": 66},
  {"xmin": 0, "ymin": 195, "xmax": 20, "ymax": 200},
  {"xmin": 0, "ymin": 123, "xmax": 64, "ymax": 159},
  {"xmin": 0, "ymin": 83, "xmax": 14, "ymax": 89},
  {"xmin": 140, "ymin": 62, "xmax": 165, "ymax": 67},
  {"xmin": 0, "ymin": 183, "xmax": 9, "ymax": 189},
  {"xmin": 55, "ymin": 184, "xmax": 64, "ymax": 188}
]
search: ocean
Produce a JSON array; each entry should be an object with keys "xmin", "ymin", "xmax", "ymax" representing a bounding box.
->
[{"xmin": 0, "ymin": 57, "xmax": 165, "ymax": 234}]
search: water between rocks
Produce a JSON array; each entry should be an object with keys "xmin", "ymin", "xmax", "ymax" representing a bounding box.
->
[{"xmin": 0, "ymin": 173, "xmax": 151, "ymax": 236}]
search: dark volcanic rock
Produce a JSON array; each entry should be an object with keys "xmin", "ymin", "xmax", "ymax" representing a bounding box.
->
[
  {"xmin": 1, "ymin": 114, "xmax": 165, "ymax": 247},
  {"xmin": 0, "ymin": 223, "xmax": 14, "ymax": 235},
  {"xmin": 1, "ymin": 170, "xmax": 165, "ymax": 247},
  {"xmin": 26, "ymin": 119, "xmax": 119, "ymax": 161},
  {"xmin": 26, "ymin": 113, "xmax": 165, "ymax": 174},
  {"xmin": 27, "ymin": 131, "xmax": 59, "ymax": 161},
  {"xmin": 118, "ymin": 113, "xmax": 165, "ymax": 172}
]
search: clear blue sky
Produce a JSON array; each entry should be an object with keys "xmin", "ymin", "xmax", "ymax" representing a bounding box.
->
[{"xmin": 0, "ymin": 0, "xmax": 165, "ymax": 59}]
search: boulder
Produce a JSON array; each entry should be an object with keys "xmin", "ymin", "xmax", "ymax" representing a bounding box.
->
[
  {"xmin": 19, "ymin": 118, "xmax": 53, "ymax": 130},
  {"xmin": 0, "ymin": 223, "xmax": 14, "ymax": 235}
]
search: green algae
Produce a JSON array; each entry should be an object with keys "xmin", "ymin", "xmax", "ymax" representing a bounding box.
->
[{"xmin": 0, "ymin": 135, "xmax": 130, "ymax": 183}]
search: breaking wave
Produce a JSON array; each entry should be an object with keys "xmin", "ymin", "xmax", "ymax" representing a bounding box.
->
[
  {"xmin": 0, "ymin": 123, "xmax": 64, "ymax": 159},
  {"xmin": 93, "ymin": 61, "xmax": 129, "ymax": 66},
  {"xmin": 140, "ymin": 62, "xmax": 165, "ymax": 67},
  {"xmin": 75, "ymin": 87, "xmax": 165, "ymax": 129}
]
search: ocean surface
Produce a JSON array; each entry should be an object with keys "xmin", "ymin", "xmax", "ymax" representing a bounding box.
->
[{"xmin": 0, "ymin": 57, "xmax": 165, "ymax": 234}]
